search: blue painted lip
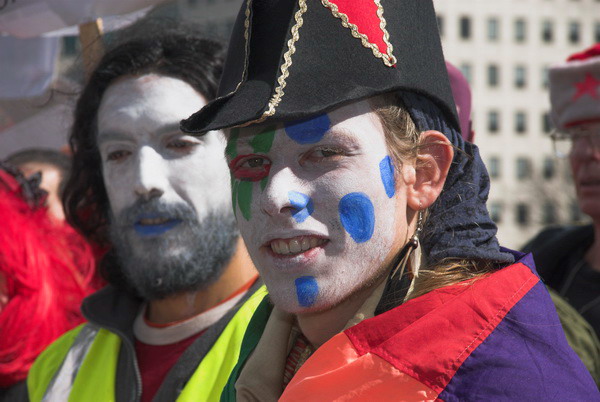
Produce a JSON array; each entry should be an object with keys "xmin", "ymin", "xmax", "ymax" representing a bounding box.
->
[{"xmin": 133, "ymin": 218, "xmax": 182, "ymax": 237}]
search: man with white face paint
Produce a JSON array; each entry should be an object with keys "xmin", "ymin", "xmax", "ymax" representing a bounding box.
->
[
  {"xmin": 26, "ymin": 28, "xmax": 263, "ymax": 402},
  {"xmin": 182, "ymin": 0, "xmax": 598, "ymax": 400}
]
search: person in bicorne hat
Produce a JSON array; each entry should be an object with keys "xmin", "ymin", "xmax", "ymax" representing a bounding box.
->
[{"xmin": 182, "ymin": 1, "xmax": 598, "ymax": 399}]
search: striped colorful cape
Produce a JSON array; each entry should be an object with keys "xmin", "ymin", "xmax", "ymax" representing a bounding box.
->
[{"xmin": 224, "ymin": 252, "xmax": 599, "ymax": 401}]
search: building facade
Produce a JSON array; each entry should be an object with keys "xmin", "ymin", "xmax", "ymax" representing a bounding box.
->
[{"xmin": 434, "ymin": 0, "xmax": 600, "ymax": 248}]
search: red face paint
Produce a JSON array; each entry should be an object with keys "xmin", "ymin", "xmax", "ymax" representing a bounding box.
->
[{"xmin": 229, "ymin": 154, "xmax": 272, "ymax": 181}]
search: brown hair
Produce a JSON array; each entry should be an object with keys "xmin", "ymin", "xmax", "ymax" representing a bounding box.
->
[{"xmin": 370, "ymin": 94, "xmax": 497, "ymax": 300}]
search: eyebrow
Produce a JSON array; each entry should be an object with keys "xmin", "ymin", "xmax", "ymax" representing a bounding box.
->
[
  {"xmin": 97, "ymin": 124, "xmax": 185, "ymax": 144},
  {"xmin": 97, "ymin": 131, "xmax": 133, "ymax": 144}
]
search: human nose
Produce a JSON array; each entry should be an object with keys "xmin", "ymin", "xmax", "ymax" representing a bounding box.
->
[
  {"xmin": 260, "ymin": 166, "xmax": 303, "ymax": 218},
  {"xmin": 133, "ymin": 146, "xmax": 166, "ymax": 200}
]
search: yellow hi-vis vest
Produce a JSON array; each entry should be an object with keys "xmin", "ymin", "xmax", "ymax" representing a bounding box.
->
[{"xmin": 28, "ymin": 286, "xmax": 268, "ymax": 402}]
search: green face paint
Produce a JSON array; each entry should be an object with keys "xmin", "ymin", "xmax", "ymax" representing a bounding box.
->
[
  {"xmin": 237, "ymin": 180, "xmax": 253, "ymax": 221},
  {"xmin": 249, "ymin": 125, "xmax": 276, "ymax": 154},
  {"xmin": 229, "ymin": 125, "xmax": 277, "ymax": 221},
  {"xmin": 225, "ymin": 128, "xmax": 240, "ymax": 160}
]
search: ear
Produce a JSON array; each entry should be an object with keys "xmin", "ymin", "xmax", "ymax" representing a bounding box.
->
[{"xmin": 406, "ymin": 130, "xmax": 453, "ymax": 210}]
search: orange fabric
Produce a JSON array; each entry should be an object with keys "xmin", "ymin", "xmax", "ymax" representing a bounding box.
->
[
  {"xmin": 280, "ymin": 332, "xmax": 438, "ymax": 401},
  {"xmin": 145, "ymin": 275, "xmax": 259, "ymax": 328}
]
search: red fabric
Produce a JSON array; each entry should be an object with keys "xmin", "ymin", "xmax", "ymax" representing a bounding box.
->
[
  {"xmin": 0, "ymin": 173, "xmax": 99, "ymax": 386},
  {"xmin": 344, "ymin": 263, "xmax": 538, "ymax": 394},
  {"xmin": 135, "ymin": 331, "xmax": 205, "ymax": 402},
  {"xmin": 567, "ymin": 43, "xmax": 600, "ymax": 61},
  {"xmin": 327, "ymin": 0, "xmax": 389, "ymax": 56},
  {"xmin": 136, "ymin": 275, "xmax": 258, "ymax": 400}
]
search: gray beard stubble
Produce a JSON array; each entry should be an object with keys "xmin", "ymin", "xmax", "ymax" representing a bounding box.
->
[{"xmin": 109, "ymin": 199, "xmax": 239, "ymax": 300}]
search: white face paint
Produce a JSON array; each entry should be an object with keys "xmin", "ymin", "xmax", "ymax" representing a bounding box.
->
[
  {"xmin": 97, "ymin": 74, "xmax": 231, "ymax": 252},
  {"xmin": 229, "ymin": 100, "xmax": 407, "ymax": 313}
]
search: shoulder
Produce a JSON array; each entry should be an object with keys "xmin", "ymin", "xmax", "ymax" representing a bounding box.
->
[
  {"xmin": 27, "ymin": 324, "xmax": 87, "ymax": 401},
  {"xmin": 522, "ymin": 224, "xmax": 593, "ymax": 253},
  {"xmin": 283, "ymin": 260, "xmax": 598, "ymax": 400}
]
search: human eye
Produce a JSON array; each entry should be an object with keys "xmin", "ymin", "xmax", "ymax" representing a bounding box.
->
[
  {"xmin": 303, "ymin": 146, "xmax": 346, "ymax": 163},
  {"xmin": 106, "ymin": 150, "xmax": 131, "ymax": 162},
  {"xmin": 229, "ymin": 154, "xmax": 272, "ymax": 181},
  {"xmin": 166, "ymin": 137, "xmax": 200, "ymax": 152}
]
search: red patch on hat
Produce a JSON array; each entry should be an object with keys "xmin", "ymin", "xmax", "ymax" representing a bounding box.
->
[
  {"xmin": 572, "ymin": 73, "xmax": 600, "ymax": 101},
  {"xmin": 323, "ymin": 0, "xmax": 395, "ymax": 66}
]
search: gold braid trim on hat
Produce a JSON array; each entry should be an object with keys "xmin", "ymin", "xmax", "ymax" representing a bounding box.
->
[
  {"xmin": 321, "ymin": 0, "xmax": 396, "ymax": 67},
  {"xmin": 208, "ymin": 0, "xmax": 252, "ymax": 106},
  {"xmin": 240, "ymin": 0, "xmax": 307, "ymax": 127}
]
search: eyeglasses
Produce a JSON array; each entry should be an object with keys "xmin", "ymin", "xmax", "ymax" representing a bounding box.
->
[{"xmin": 550, "ymin": 126, "xmax": 600, "ymax": 158}]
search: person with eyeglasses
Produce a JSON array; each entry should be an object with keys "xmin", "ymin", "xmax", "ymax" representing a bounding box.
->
[{"xmin": 524, "ymin": 44, "xmax": 600, "ymax": 344}]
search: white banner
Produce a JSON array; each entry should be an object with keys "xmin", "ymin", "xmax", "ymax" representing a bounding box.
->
[
  {"xmin": 0, "ymin": 103, "xmax": 73, "ymax": 159},
  {"xmin": 0, "ymin": 35, "xmax": 58, "ymax": 98},
  {"xmin": 0, "ymin": 0, "xmax": 166, "ymax": 38}
]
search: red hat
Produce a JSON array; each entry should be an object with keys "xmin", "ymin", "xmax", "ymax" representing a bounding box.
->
[{"xmin": 550, "ymin": 43, "xmax": 600, "ymax": 130}]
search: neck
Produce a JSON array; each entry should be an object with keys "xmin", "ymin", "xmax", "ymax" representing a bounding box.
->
[
  {"xmin": 295, "ymin": 275, "xmax": 386, "ymax": 349},
  {"xmin": 586, "ymin": 221, "xmax": 600, "ymax": 272},
  {"xmin": 146, "ymin": 238, "xmax": 257, "ymax": 324}
]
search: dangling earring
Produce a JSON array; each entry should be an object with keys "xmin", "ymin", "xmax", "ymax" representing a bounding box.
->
[
  {"xmin": 389, "ymin": 208, "xmax": 424, "ymax": 282},
  {"xmin": 375, "ymin": 207, "xmax": 425, "ymax": 315}
]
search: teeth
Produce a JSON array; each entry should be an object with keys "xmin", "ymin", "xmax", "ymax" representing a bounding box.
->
[
  {"xmin": 289, "ymin": 239, "xmax": 301, "ymax": 253},
  {"xmin": 270, "ymin": 236, "xmax": 326, "ymax": 255},
  {"xmin": 139, "ymin": 218, "xmax": 169, "ymax": 225},
  {"xmin": 301, "ymin": 237, "xmax": 310, "ymax": 251}
]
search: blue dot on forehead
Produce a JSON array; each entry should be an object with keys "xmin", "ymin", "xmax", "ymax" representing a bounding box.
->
[
  {"xmin": 284, "ymin": 114, "xmax": 330, "ymax": 144},
  {"xmin": 295, "ymin": 276, "xmax": 319, "ymax": 307},
  {"xmin": 379, "ymin": 156, "xmax": 395, "ymax": 198},
  {"xmin": 339, "ymin": 192, "xmax": 375, "ymax": 243},
  {"xmin": 288, "ymin": 191, "xmax": 314, "ymax": 223}
]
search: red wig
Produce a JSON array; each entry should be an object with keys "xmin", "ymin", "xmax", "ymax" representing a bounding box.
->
[{"xmin": 0, "ymin": 166, "xmax": 99, "ymax": 387}]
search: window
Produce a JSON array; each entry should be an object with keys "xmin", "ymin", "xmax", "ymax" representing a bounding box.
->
[
  {"xmin": 489, "ymin": 157, "xmax": 501, "ymax": 179},
  {"xmin": 514, "ymin": 65, "xmax": 527, "ymax": 88},
  {"xmin": 542, "ymin": 202, "xmax": 557, "ymax": 225},
  {"xmin": 542, "ymin": 112, "xmax": 552, "ymax": 133},
  {"xmin": 488, "ymin": 110, "xmax": 500, "ymax": 133},
  {"xmin": 487, "ymin": 18, "xmax": 499, "ymax": 41},
  {"xmin": 61, "ymin": 36, "xmax": 79, "ymax": 56},
  {"xmin": 437, "ymin": 15, "xmax": 444, "ymax": 37},
  {"xmin": 516, "ymin": 203, "xmax": 530, "ymax": 225},
  {"xmin": 542, "ymin": 20, "xmax": 554, "ymax": 43},
  {"xmin": 514, "ymin": 18, "xmax": 526, "ymax": 42},
  {"xmin": 460, "ymin": 16, "xmax": 472, "ymax": 39},
  {"xmin": 541, "ymin": 66, "xmax": 549, "ymax": 88},
  {"xmin": 543, "ymin": 157, "xmax": 555, "ymax": 179},
  {"xmin": 487, "ymin": 64, "xmax": 499, "ymax": 87},
  {"xmin": 459, "ymin": 63, "xmax": 473, "ymax": 84},
  {"xmin": 489, "ymin": 202, "xmax": 503, "ymax": 223},
  {"xmin": 568, "ymin": 21, "xmax": 581, "ymax": 44},
  {"xmin": 515, "ymin": 111, "xmax": 527, "ymax": 134},
  {"xmin": 516, "ymin": 157, "xmax": 532, "ymax": 180},
  {"xmin": 595, "ymin": 22, "xmax": 600, "ymax": 43}
]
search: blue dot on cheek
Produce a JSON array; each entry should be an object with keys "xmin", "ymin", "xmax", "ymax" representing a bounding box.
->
[
  {"xmin": 284, "ymin": 114, "xmax": 330, "ymax": 144},
  {"xmin": 288, "ymin": 191, "xmax": 314, "ymax": 223},
  {"xmin": 379, "ymin": 155, "xmax": 396, "ymax": 198},
  {"xmin": 295, "ymin": 276, "xmax": 319, "ymax": 307},
  {"xmin": 339, "ymin": 193, "xmax": 375, "ymax": 243}
]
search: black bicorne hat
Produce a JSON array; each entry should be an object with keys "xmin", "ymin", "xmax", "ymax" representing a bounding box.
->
[{"xmin": 181, "ymin": 0, "xmax": 459, "ymax": 134}]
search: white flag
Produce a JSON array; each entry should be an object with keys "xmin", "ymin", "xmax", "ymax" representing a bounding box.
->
[
  {"xmin": 0, "ymin": 35, "xmax": 58, "ymax": 99},
  {"xmin": 0, "ymin": 0, "xmax": 167, "ymax": 38}
]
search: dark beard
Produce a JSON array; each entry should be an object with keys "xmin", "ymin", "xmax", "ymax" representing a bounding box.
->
[{"xmin": 109, "ymin": 199, "xmax": 238, "ymax": 300}]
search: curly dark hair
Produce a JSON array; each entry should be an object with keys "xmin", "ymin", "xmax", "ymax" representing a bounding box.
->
[{"xmin": 62, "ymin": 24, "xmax": 225, "ymax": 288}]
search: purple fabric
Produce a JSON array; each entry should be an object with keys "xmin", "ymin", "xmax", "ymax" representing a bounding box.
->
[
  {"xmin": 439, "ymin": 273, "xmax": 598, "ymax": 401},
  {"xmin": 446, "ymin": 61, "xmax": 473, "ymax": 142}
]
